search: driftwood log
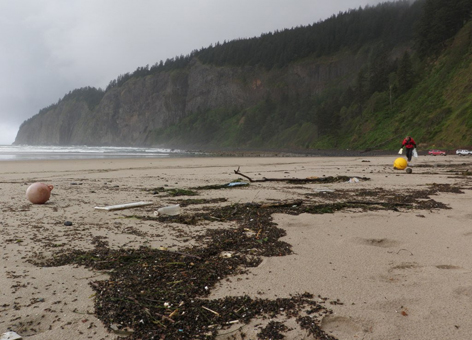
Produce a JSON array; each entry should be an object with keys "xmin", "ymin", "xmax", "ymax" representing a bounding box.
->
[{"xmin": 234, "ymin": 167, "xmax": 368, "ymax": 183}]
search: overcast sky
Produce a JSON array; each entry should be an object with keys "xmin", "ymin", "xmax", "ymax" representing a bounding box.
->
[{"xmin": 0, "ymin": 0, "xmax": 386, "ymax": 145}]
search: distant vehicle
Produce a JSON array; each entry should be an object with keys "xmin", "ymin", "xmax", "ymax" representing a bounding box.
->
[
  {"xmin": 456, "ymin": 149, "xmax": 470, "ymax": 156},
  {"xmin": 428, "ymin": 150, "xmax": 447, "ymax": 156}
]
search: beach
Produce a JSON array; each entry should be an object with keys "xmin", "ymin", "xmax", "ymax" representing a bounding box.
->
[{"xmin": 1, "ymin": 155, "xmax": 471, "ymax": 340}]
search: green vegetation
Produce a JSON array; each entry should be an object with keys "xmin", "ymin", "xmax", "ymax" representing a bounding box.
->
[
  {"xmin": 149, "ymin": 0, "xmax": 472, "ymax": 150},
  {"xmin": 27, "ymin": 0, "xmax": 472, "ymax": 150}
]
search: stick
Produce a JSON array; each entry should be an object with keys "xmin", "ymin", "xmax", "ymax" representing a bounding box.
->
[
  {"xmin": 260, "ymin": 200, "xmax": 303, "ymax": 208},
  {"xmin": 202, "ymin": 306, "xmax": 220, "ymax": 317},
  {"xmin": 234, "ymin": 167, "xmax": 359, "ymax": 183},
  {"xmin": 345, "ymin": 201, "xmax": 412, "ymax": 207},
  {"xmin": 159, "ymin": 249, "xmax": 202, "ymax": 260},
  {"xmin": 234, "ymin": 166, "xmax": 255, "ymax": 182},
  {"xmin": 396, "ymin": 248, "xmax": 414, "ymax": 255},
  {"xmin": 94, "ymin": 201, "xmax": 153, "ymax": 211}
]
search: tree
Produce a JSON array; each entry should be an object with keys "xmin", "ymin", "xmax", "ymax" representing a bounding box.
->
[
  {"xmin": 397, "ymin": 51, "xmax": 415, "ymax": 94},
  {"xmin": 368, "ymin": 46, "xmax": 391, "ymax": 94},
  {"xmin": 416, "ymin": 0, "xmax": 472, "ymax": 58}
]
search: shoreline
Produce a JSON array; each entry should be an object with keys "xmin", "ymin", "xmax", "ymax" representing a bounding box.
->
[{"xmin": 1, "ymin": 155, "xmax": 472, "ymax": 339}]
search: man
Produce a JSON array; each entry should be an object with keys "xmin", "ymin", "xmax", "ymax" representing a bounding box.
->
[{"xmin": 401, "ymin": 136, "xmax": 417, "ymax": 162}]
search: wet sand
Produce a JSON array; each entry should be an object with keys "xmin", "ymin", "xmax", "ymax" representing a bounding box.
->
[{"xmin": 1, "ymin": 155, "xmax": 471, "ymax": 339}]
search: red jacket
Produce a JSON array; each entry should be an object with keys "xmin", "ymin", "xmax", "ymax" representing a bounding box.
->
[{"xmin": 402, "ymin": 137, "xmax": 416, "ymax": 149}]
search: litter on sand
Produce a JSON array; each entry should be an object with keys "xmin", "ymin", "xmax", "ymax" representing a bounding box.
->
[
  {"xmin": 313, "ymin": 188, "xmax": 335, "ymax": 192},
  {"xmin": 154, "ymin": 204, "xmax": 181, "ymax": 216},
  {"xmin": 347, "ymin": 177, "xmax": 360, "ymax": 183},
  {"xmin": 0, "ymin": 332, "xmax": 22, "ymax": 340},
  {"xmin": 226, "ymin": 182, "xmax": 249, "ymax": 187},
  {"xmin": 94, "ymin": 201, "xmax": 153, "ymax": 211}
]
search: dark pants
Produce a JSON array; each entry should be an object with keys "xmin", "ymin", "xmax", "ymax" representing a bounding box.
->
[{"xmin": 406, "ymin": 148, "xmax": 413, "ymax": 162}]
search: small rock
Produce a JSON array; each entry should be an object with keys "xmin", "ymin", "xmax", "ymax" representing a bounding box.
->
[{"xmin": 64, "ymin": 221, "xmax": 73, "ymax": 226}]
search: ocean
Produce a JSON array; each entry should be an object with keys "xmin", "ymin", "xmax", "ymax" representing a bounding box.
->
[{"xmin": 0, "ymin": 145, "xmax": 197, "ymax": 161}]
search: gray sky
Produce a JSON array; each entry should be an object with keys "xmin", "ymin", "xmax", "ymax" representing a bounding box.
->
[{"xmin": 0, "ymin": 0, "xmax": 385, "ymax": 145}]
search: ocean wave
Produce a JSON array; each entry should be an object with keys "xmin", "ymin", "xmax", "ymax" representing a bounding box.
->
[{"xmin": 0, "ymin": 145, "xmax": 189, "ymax": 161}]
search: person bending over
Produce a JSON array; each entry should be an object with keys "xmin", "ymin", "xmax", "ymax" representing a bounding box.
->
[{"xmin": 401, "ymin": 136, "xmax": 416, "ymax": 162}]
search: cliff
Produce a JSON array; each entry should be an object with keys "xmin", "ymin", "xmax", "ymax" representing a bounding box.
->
[
  {"xmin": 18, "ymin": 1, "xmax": 472, "ymax": 150},
  {"xmin": 14, "ymin": 53, "xmax": 368, "ymax": 147}
]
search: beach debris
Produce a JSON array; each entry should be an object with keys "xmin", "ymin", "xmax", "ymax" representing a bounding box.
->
[
  {"xmin": 259, "ymin": 200, "xmax": 303, "ymax": 208},
  {"xmin": 94, "ymin": 201, "xmax": 153, "ymax": 211},
  {"xmin": 38, "ymin": 199, "xmax": 348, "ymax": 339},
  {"xmin": 393, "ymin": 157, "xmax": 407, "ymax": 170},
  {"xmin": 195, "ymin": 182, "xmax": 249, "ymax": 190},
  {"xmin": 165, "ymin": 188, "xmax": 198, "ymax": 196},
  {"xmin": 147, "ymin": 187, "xmax": 199, "ymax": 196},
  {"xmin": 406, "ymin": 167, "xmax": 413, "ymax": 174},
  {"xmin": 33, "ymin": 180, "xmax": 460, "ymax": 340},
  {"xmin": 313, "ymin": 188, "xmax": 335, "ymax": 192},
  {"xmin": 226, "ymin": 181, "xmax": 248, "ymax": 187},
  {"xmin": 234, "ymin": 167, "xmax": 369, "ymax": 184},
  {"xmin": 155, "ymin": 204, "xmax": 181, "ymax": 216},
  {"xmin": 25, "ymin": 182, "xmax": 53, "ymax": 204},
  {"xmin": 220, "ymin": 251, "xmax": 234, "ymax": 258},
  {"xmin": 347, "ymin": 177, "xmax": 359, "ymax": 183},
  {"xmin": 0, "ymin": 332, "xmax": 22, "ymax": 340},
  {"xmin": 109, "ymin": 323, "xmax": 135, "ymax": 336},
  {"xmin": 64, "ymin": 221, "xmax": 73, "ymax": 226}
]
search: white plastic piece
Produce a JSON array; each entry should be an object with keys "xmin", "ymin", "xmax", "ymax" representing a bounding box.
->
[
  {"xmin": 94, "ymin": 201, "xmax": 153, "ymax": 211},
  {"xmin": 313, "ymin": 188, "xmax": 335, "ymax": 192},
  {"xmin": 227, "ymin": 182, "xmax": 248, "ymax": 187},
  {"xmin": 156, "ymin": 204, "xmax": 181, "ymax": 216},
  {"xmin": 1, "ymin": 332, "xmax": 22, "ymax": 340}
]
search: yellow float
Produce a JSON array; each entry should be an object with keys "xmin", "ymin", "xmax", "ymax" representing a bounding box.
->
[{"xmin": 393, "ymin": 157, "xmax": 407, "ymax": 170}]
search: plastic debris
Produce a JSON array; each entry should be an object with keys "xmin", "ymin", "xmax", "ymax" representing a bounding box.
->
[
  {"xmin": 393, "ymin": 157, "xmax": 407, "ymax": 170},
  {"xmin": 26, "ymin": 182, "xmax": 53, "ymax": 204},
  {"xmin": 227, "ymin": 182, "xmax": 249, "ymax": 187},
  {"xmin": 347, "ymin": 177, "xmax": 359, "ymax": 183},
  {"xmin": 313, "ymin": 188, "xmax": 335, "ymax": 192},
  {"xmin": 155, "ymin": 204, "xmax": 181, "ymax": 216},
  {"xmin": 220, "ymin": 251, "xmax": 234, "ymax": 258},
  {"xmin": 0, "ymin": 332, "xmax": 22, "ymax": 340},
  {"xmin": 94, "ymin": 201, "xmax": 153, "ymax": 211}
]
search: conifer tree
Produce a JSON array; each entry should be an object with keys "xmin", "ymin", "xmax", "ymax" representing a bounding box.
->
[{"xmin": 397, "ymin": 51, "xmax": 415, "ymax": 94}]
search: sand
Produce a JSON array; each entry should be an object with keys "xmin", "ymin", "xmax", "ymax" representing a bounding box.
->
[{"xmin": 1, "ymin": 155, "xmax": 471, "ymax": 339}]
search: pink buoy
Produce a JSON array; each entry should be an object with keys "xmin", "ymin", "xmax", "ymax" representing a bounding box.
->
[{"xmin": 26, "ymin": 182, "xmax": 54, "ymax": 204}]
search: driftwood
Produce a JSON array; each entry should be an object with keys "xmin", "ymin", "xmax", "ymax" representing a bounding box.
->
[
  {"xmin": 234, "ymin": 167, "xmax": 365, "ymax": 183},
  {"xmin": 345, "ymin": 201, "xmax": 412, "ymax": 207},
  {"xmin": 259, "ymin": 200, "xmax": 303, "ymax": 208}
]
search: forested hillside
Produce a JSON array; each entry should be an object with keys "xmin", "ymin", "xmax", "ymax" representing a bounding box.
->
[{"xmin": 14, "ymin": 0, "xmax": 472, "ymax": 151}]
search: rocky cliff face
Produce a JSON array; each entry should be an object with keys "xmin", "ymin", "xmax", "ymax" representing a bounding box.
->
[{"xmin": 14, "ymin": 53, "xmax": 367, "ymax": 146}]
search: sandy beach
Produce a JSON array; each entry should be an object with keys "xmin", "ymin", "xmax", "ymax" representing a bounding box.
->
[{"xmin": 1, "ymin": 154, "xmax": 472, "ymax": 340}]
